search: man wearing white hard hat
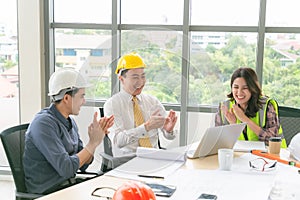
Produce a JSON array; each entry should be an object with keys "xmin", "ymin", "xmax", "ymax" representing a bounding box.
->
[{"xmin": 23, "ymin": 68, "xmax": 114, "ymax": 194}]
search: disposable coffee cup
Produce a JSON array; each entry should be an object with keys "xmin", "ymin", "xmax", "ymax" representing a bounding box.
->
[{"xmin": 268, "ymin": 137, "xmax": 281, "ymax": 155}]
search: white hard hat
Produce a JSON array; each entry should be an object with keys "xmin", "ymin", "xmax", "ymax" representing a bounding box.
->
[
  {"xmin": 288, "ymin": 133, "xmax": 300, "ymax": 161},
  {"xmin": 48, "ymin": 68, "xmax": 89, "ymax": 100}
]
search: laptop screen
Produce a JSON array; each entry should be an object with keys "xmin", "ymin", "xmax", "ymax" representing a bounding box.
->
[{"xmin": 187, "ymin": 123, "xmax": 247, "ymax": 158}]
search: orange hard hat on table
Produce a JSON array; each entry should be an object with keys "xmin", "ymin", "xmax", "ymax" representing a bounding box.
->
[{"xmin": 112, "ymin": 181, "xmax": 156, "ymax": 200}]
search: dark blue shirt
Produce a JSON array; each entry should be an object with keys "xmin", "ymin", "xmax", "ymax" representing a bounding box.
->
[{"xmin": 23, "ymin": 104, "xmax": 89, "ymax": 194}]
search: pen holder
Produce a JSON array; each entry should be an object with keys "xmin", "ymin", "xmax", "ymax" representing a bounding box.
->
[{"xmin": 268, "ymin": 137, "xmax": 281, "ymax": 155}]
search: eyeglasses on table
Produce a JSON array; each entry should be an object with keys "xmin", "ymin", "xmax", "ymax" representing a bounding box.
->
[
  {"xmin": 91, "ymin": 187, "xmax": 116, "ymax": 199},
  {"xmin": 249, "ymin": 157, "xmax": 277, "ymax": 172}
]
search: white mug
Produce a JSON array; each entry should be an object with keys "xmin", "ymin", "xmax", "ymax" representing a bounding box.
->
[{"xmin": 218, "ymin": 148, "xmax": 233, "ymax": 171}]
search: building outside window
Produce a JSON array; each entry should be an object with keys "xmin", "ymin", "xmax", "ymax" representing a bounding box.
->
[{"xmin": 0, "ymin": 0, "xmax": 19, "ymax": 168}]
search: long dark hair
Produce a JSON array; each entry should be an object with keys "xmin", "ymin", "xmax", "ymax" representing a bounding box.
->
[{"xmin": 227, "ymin": 67, "xmax": 264, "ymax": 118}]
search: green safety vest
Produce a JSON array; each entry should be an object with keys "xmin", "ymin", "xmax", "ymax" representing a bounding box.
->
[{"xmin": 220, "ymin": 97, "xmax": 287, "ymax": 148}]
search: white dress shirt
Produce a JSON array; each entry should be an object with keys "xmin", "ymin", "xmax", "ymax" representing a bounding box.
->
[{"xmin": 104, "ymin": 90, "xmax": 176, "ymax": 152}]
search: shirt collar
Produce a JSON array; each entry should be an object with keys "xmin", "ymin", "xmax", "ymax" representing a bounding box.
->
[
  {"xmin": 120, "ymin": 90, "xmax": 142, "ymax": 102},
  {"xmin": 49, "ymin": 103, "xmax": 73, "ymax": 131}
]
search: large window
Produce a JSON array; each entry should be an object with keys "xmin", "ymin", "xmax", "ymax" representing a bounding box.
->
[
  {"xmin": 54, "ymin": 0, "xmax": 111, "ymax": 24},
  {"xmin": 120, "ymin": 30, "xmax": 182, "ymax": 104},
  {"xmin": 262, "ymin": 35, "xmax": 300, "ymax": 107},
  {"xmin": 121, "ymin": 0, "xmax": 183, "ymax": 25},
  {"xmin": 262, "ymin": 0, "xmax": 300, "ymax": 108},
  {"xmin": 0, "ymin": 0, "xmax": 18, "ymax": 130},
  {"xmin": 50, "ymin": 0, "xmax": 300, "ymax": 108},
  {"xmin": 266, "ymin": 0, "xmax": 300, "ymax": 27},
  {"xmin": 189, "ymin": 32, "xmax": 257, "ymax": 106},
  {"xmin": 0, "ymin": 0, "xmax": 18, "ymax": 168},
  {"xmin": 190, "ymin": 0, "xmax": 259, "ymax": 26},
  {"xmin": 54, "ymin": 29, "xmax": 112, "ymax": 100},
  {"xmin": 48, "ymin": 0, "xmax": 300, "ymax": 146}
]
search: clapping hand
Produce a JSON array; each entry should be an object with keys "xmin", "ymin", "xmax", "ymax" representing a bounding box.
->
[
  {"xmin": 221, "ymin": 104, "xmax": 237, "ymax": 124},
  {"xmin": 88, "ymin": 112, "xmax": 114, "ymax": 147},
  {"xmin": 222, "ymin": 103, "xmax": 248, "ymax": 124},
  {"xmin": 163, "ymin": 110, "xmax": 177, "ymax": 133},
  {"xmin": 85, "ymin": 112, "xmax": 114, "ymax": 156},
  {"xmin": 231, "ymin": 104, "xmax": 247, "ymax": 122},
  {"xmin": 145, "ymin": 109, "xmax": 165, "ymax": 131},
  {"xmin": 99, "ymin": 115, "xmax": 114, "ymax": 134}
]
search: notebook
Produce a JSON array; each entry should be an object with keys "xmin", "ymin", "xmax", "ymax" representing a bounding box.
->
[
  {"xmin": 106, "ymin": 147, "xmax": 186, "ymax": 181},
  {"xmin": 233, "ymin": 140, "xmax": 267, "ymax": 152},
  {"xmin": 187, "ymin": 123, "xmax": 247, "ymax": 158}
]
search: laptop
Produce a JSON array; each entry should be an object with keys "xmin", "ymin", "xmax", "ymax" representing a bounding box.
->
[{"xmin": 187, "ymin": 123, "xmax": 247, "ymax": 158}]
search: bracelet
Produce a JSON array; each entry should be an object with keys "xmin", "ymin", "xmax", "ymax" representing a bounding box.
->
[{"xmin": 168, "ymin": 130, "xmax": 174, "ymax": 135}]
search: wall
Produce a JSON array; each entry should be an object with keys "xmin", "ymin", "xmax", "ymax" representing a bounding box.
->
[{"xmin": 18, "ymin": 0, "xmax": 45, "ymax": 124}]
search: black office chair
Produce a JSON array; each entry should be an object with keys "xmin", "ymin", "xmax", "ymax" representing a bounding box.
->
[
  {"xmin": 0, "ymin": 123, "xmax": 43, "ymax": 200},
  {"xmin": 99, "ymin": 107, "xmax": 166, "ymax": 172},
  {"xmin": 99, "ymin": 107, "xmax": 136, "ymax": 172},
  {"xmin": 1, "ymin": 123, "xmax": 102, "ymax": 199},
  {"xmin": 100, "ymin": 135, "xmax": 133, "ymax": 172},
  {"xmin": 278, "ymin": 106, "xmax": 300, "ymax": 146},
  {"xmin": 100, "ymin": 135, "xmax": 166, "ymax": 172}
]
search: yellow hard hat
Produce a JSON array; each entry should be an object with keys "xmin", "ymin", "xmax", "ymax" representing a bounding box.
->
[{"xmin": 115, "ymin": 52, "xmax": 146, "ymax": 75}]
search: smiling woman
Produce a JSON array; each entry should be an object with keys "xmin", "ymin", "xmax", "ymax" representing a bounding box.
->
[{"xmin": 215, "ymin": 67, "xmax": 287, "ymax": 148}]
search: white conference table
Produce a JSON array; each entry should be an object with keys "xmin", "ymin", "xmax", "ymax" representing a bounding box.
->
[{"xmin": 37, "ymin": 149, "xmax": 300, "ymax": 200}]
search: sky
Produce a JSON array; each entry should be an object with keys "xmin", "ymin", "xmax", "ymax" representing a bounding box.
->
[
  {"xmin": 1, "ymin": 0, "xmax": 300, "ymax": 36},
  {"xmin": 0, "ymin": 0, "xmax": 17, "ymax": 35},
  {"xmin": 54, "ymin": 0, "xmax": 300, "ymax": 27}
]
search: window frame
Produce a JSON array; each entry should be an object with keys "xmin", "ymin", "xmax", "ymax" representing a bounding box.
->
[{"xmin": 44, "ymin": 0, "xmax": 300, "ymax": 146}]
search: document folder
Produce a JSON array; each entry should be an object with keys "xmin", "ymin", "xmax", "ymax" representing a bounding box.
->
[{"xmin": 106, "ymin": 147, "xmax": 186, "ymax": 182}]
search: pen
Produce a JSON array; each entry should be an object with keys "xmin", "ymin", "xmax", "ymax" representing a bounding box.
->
[
  {"xmin": 137, "ymin": 175, "xmax": 164, "ymax": 179},
  {"xmin": 251, "ymin": 150, "xmax": 300, "ymax": 168}
]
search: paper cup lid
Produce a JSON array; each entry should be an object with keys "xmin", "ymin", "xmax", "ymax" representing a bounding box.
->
[{"xmin": 269, "ymin": 137, "xmax": 282, "ymax": 142}]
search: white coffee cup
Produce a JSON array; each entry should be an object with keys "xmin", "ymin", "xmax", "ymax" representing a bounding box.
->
[{"xmin": 218, "ymin": 148, "xmax": 234, "ymax": 171}]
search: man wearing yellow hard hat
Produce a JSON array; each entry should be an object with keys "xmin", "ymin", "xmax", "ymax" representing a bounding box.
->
[{"xmin": 104, "ymin": 52, "xmax": 178, "ymax": 152}]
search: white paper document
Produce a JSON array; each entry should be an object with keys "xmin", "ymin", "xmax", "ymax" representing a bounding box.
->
[
  {"xmin": 162, "ymin": 168, "xmax": 276, "ymax": 200},
  {"xmin": 233, "ymin": 140, "xmax": 267, "ymax": 152},
  {"xmin": 106, "ymin": 147, "xmax": 186, "ymax": 182},
  {"xmin": 162, "ymin": 152, "xmax": 300, "ymax": 200},
  {"xmin": 136, "ymin": 147, "xmax": 186, "ymax": 161},
  {"xmin": 111, "ymin": 146, "xmax": 136, "ymax": 158}
]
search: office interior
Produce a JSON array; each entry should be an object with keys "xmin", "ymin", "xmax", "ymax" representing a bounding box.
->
[{"xmin": 1, "ymin": 0, "xmax": 300, "ymax": 199}]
